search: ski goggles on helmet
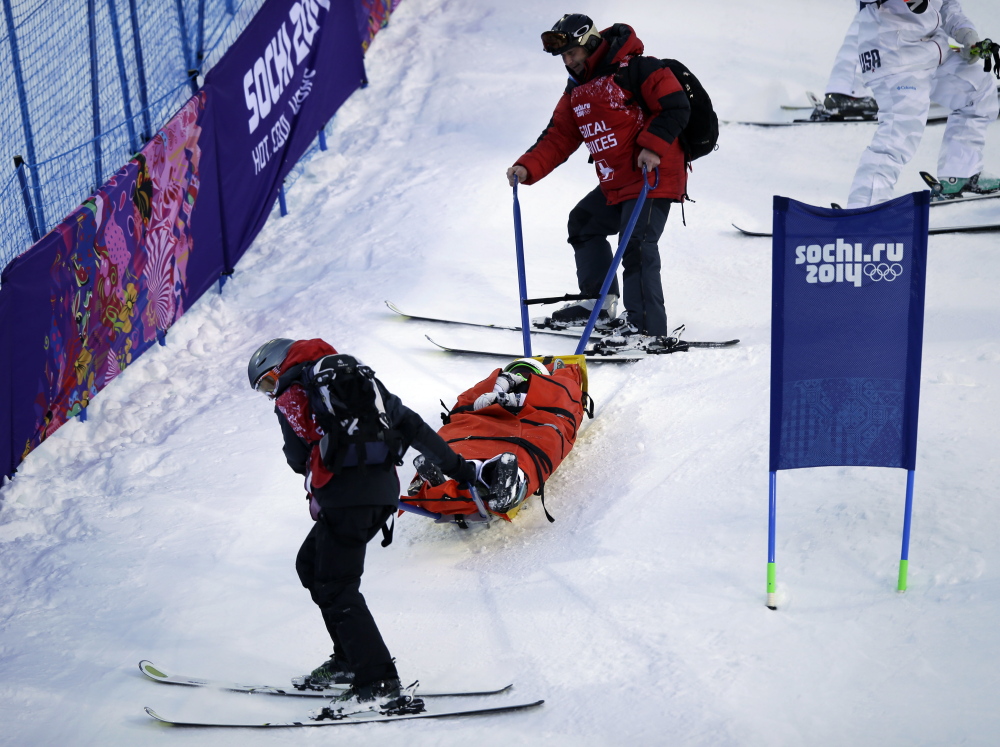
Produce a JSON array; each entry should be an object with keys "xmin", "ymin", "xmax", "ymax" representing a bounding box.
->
[
  {"xmin": 541, "ymin": 30, "xmax": 575, "ymax": 55},
  {"xmin": 542, "ymin": 14, "xmax": 600, "ymax": 56},
  {"xmin": 254, "ymin": 367, "xmax": 280, "ymax": 396}
]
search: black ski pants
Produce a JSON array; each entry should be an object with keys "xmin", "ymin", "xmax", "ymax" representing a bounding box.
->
[
  {"xmin": 295, "ymin": 504, "xmax": 397, "ymax": 686},
  {"xmin": 566, "ymin": 185, "xmax": 672, "ymax": 335}
]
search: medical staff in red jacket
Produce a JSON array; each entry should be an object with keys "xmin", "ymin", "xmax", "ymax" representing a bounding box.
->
[{"xmin": 507, "ymin": 14, "xmax": 690, "ymax": 347}]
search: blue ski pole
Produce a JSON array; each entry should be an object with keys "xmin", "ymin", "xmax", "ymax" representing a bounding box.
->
[
  {"xmin": 574, "ymin": 166, "xmax": 660, "ymax": 355},
  {"xmin": 512, "ymin": 175, "xmax": 532, "ymax": 357},
  {"xmin": 467, "ymin": 482, "xmax": 491, "ymax": 521},
  {"xmin": 398, "ymin": 502, "xmax": 442, "ymax": 520}
]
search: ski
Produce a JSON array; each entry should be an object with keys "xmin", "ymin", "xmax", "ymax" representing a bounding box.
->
[
  {"xmin": 733, "ymin": 222, "xmax": 1000, "ymax": 237},
  {"xmin": 138, "ymin": 660, "xmax": 512, "ymax": 699},
  {"xmin": 386, "ymin": 300, "xmax": 603, "ymax": 340},
  {"xmin": 763, "ymin": 84, "xmax": 998, "ymax": 125},
  {"xmin": 143, "ymin": 699, "xmax": 545, "ymax": 728},
  {"xmin": 424, "ymin": 335, "xmax": 739, "ymax": 362},
  {"xmin": 424, "ymin": 335, "xmax": 641, "ymax": 362},
  {"xmin": 727, "ymin": 113, "xmax": 948, "ymax": 127},
  {"xmin": 919, "ymin": 171, "xmax": 1000, "ymax": 205}
]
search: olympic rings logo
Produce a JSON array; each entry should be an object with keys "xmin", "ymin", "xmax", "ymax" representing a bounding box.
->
[{"xmin": 863, "ymin": 262, "xmax": 904, "ymax": 282}]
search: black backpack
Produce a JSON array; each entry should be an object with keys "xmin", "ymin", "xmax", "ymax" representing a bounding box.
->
[
  {"xmin": 659, "ymin": 58, "xmax": 719, "ymax": 162},
  {"xmin": 295, "ymin": 354, "xmax": 405, "ymax": 473}
]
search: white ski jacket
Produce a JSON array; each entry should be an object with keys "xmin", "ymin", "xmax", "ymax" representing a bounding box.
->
[{"xmin": 856, "ymin": 0, "xmax": 976, "ymax": 81}]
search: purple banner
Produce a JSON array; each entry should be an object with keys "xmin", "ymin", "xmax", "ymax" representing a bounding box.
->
[
  {"xmin": 195, "ymin": 0, "xmax": 366, "ymax": 272},
  {"xmin": 769, "ymin": 192, "xmax": 929, "ymax": 471}
]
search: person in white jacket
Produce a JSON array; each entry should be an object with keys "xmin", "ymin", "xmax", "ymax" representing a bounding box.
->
[{"xmin": 845, "ymin": 0, "xmax": 999, "ymax": 208}]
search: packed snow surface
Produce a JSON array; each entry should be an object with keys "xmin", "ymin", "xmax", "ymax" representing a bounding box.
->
[{"xmin": 2, "ymin": 0, "xmax": 998, "ymax": 744}]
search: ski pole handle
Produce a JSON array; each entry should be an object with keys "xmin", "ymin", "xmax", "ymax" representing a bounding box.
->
[{"xmin": 644, "ymin": 164, "xmax": 661, "ymax": 190}]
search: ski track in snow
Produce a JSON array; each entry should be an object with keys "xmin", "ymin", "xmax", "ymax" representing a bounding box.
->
[{"xmin": 2, "ymin": 0, "xmax": 999, "ymax": 744}]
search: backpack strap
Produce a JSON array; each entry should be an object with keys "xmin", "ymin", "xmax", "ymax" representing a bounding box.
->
[
  {"xmin": 380, "ymin": 513, "xmax": 395, "ymax": 547},
  {"xmin": 537, "ymin": 482, "xmax": 555, "ymax": 523}
]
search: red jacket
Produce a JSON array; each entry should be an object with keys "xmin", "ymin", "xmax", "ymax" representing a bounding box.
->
[
  {"xmin": 273, "ymin": 338, "xmax": 339, "ymax": 490},
  {"xmin": 516, "ymin": 24, "xmax": 690, "ymax": 204}
]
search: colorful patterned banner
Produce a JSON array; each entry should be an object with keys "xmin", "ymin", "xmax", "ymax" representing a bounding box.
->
[{"xmin": 0, "ymin": 94, "xmax": 205, "ymax": 470}]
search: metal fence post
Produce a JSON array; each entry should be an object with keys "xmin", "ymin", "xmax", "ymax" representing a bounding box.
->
[
  {"xmin": 107, "ymin": 0, "xmax": 139, "ymax": 154},
  {"xmin": 4, "ymin": 0, "xmax": 45, "ymax": 232},
  {"xmin": 174, "ymin": 0, "xmax": 194, "ymax": 75},
  {"xmin": 88, "ymin": 0, "xmax": 104, "ymax": 191},
  {"xmin": 196, "ymin": 0, "xmax": 205, "ymax": 63},
  {"xmin": 126, "ymin": 0, "xmax": 152, "ymax": 142},
  {"xmin": 14, "ymin": 156, "xmax": 41, "ymax": 244}
]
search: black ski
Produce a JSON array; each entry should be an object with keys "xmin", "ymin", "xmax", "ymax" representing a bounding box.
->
[
  {"xmin": 386, "ymin": 300, "xmax": 602, "ymax": 339},
  {"xmin": 424, "ymin": 335, "xmax": 641, "ymax": 362},
  {"xmin": 139, "ymin": 660, "xmax": 511, "ymax": 699},
  {"xmin": 143, "ymin": 699, "xmax": 545, "ymax": 728},
  {"xmin": 732, "ymin": 222, "xmax": 1000, "ymax": 237},
  {"xmin": 424, "ymin": 335, "xmax": 739, "ymax": 362}
]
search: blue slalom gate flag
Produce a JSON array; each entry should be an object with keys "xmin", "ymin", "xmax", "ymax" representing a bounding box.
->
[{"xmin": 767, "ymin": 192, "xmax": 930, "ymax": 607}]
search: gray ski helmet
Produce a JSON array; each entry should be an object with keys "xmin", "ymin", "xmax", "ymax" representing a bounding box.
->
[
  {"xmin": 503, "ymin": 358, "xmax": 550, "ymax": 378},
  {"xmin": 248, "ymin": 338, "xmax": 294, "ymax": 389},
  {"xmin": 541, "ymin": 14, "xmax": 601, "ymax": 56}
]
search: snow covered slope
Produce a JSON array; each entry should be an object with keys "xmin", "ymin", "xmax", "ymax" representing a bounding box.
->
[{"xmin": 1, "ymin": 0, "xmax": 998, "ymax": 744}]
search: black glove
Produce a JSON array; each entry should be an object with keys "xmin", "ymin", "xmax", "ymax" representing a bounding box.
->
[{"xmin": 446, "ymin": 457, "xmax": 477, "ymax": 487}]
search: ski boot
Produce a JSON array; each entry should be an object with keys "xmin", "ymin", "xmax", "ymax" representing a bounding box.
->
[
  {"xmin": 591, "ymin": 324, "xmax": 690, "ymax": 355},
  {"xmin": 927, "ymin": 172, "xmax": 1000, "ymax": 201},
  {"xmin": 969, "ymin": 172, "xmax": 1000, "ymax": 195},
  {"xmin": 311, "ymin": 679, "xmax": 424, "ymax": 720},
  {"xmin": 533, "ymin": 295, "xmax": 617, "ymax": 331},
  {"xmin": 292, "ymin": 656, "xmax": 354, "ymax": 691},
  {"xmin": 481, "ymin": 453, "xmax": 528, "ymax": 514},
  {"xmin": 814, "ymin": 93, "xmax": 878, "ymax": 121}
]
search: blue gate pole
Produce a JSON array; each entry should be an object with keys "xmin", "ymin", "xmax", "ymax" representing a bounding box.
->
[
  {"xmin": 126, "ymin": 0, "xmax": 152, "ymax": 141},
  {"xmin": 107, "ymin": 0, "xmax": 138, "ymax": 154},
  {"xmin": 278, "ymin": 184, "xmax": 288, "ymax": 217},
  {"xmin": 512, "ymin": 177, "xmax": 532, "ymax": 357},
  {"xmin": 14, "ymin": 156, "xmax": 41, "ymax": 243},
  {"xmin": 87, "ymin": 0, "xmax": 103, "ymax": 191},
  {"xmin": 574, "ymin": 166, "xmax": 658, "ymax": 355},
  {"xmin": 3, "ymin": 0, "xmax": 45, "ymax": 232},
  {"xmin": 897, "ymin": 469, "xmax": 916, "ymax": 592},
  {"xmin": 767, "ymin": 470, "xmax": 778, "ymax": 609}
]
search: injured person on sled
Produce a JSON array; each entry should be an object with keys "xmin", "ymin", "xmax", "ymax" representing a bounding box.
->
[{"xmin": 402, "ymin": 356, "xmax": 592, "ymax": 526}]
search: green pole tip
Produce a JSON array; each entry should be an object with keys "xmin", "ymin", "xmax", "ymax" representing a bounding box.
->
[{"xmin": 897, "ymin": 558, "xmax": 908, "ymax": 592}]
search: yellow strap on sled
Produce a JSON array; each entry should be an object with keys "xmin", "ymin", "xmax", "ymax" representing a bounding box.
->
[{"xmin": 531, "ymin": 354, "xmax": 589, "ymax": 397}]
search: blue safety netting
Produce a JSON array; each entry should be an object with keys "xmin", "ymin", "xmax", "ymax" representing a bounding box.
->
[{"xmin": 0, "ymin": 0, "xmax": 266, "ymax": 273}]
